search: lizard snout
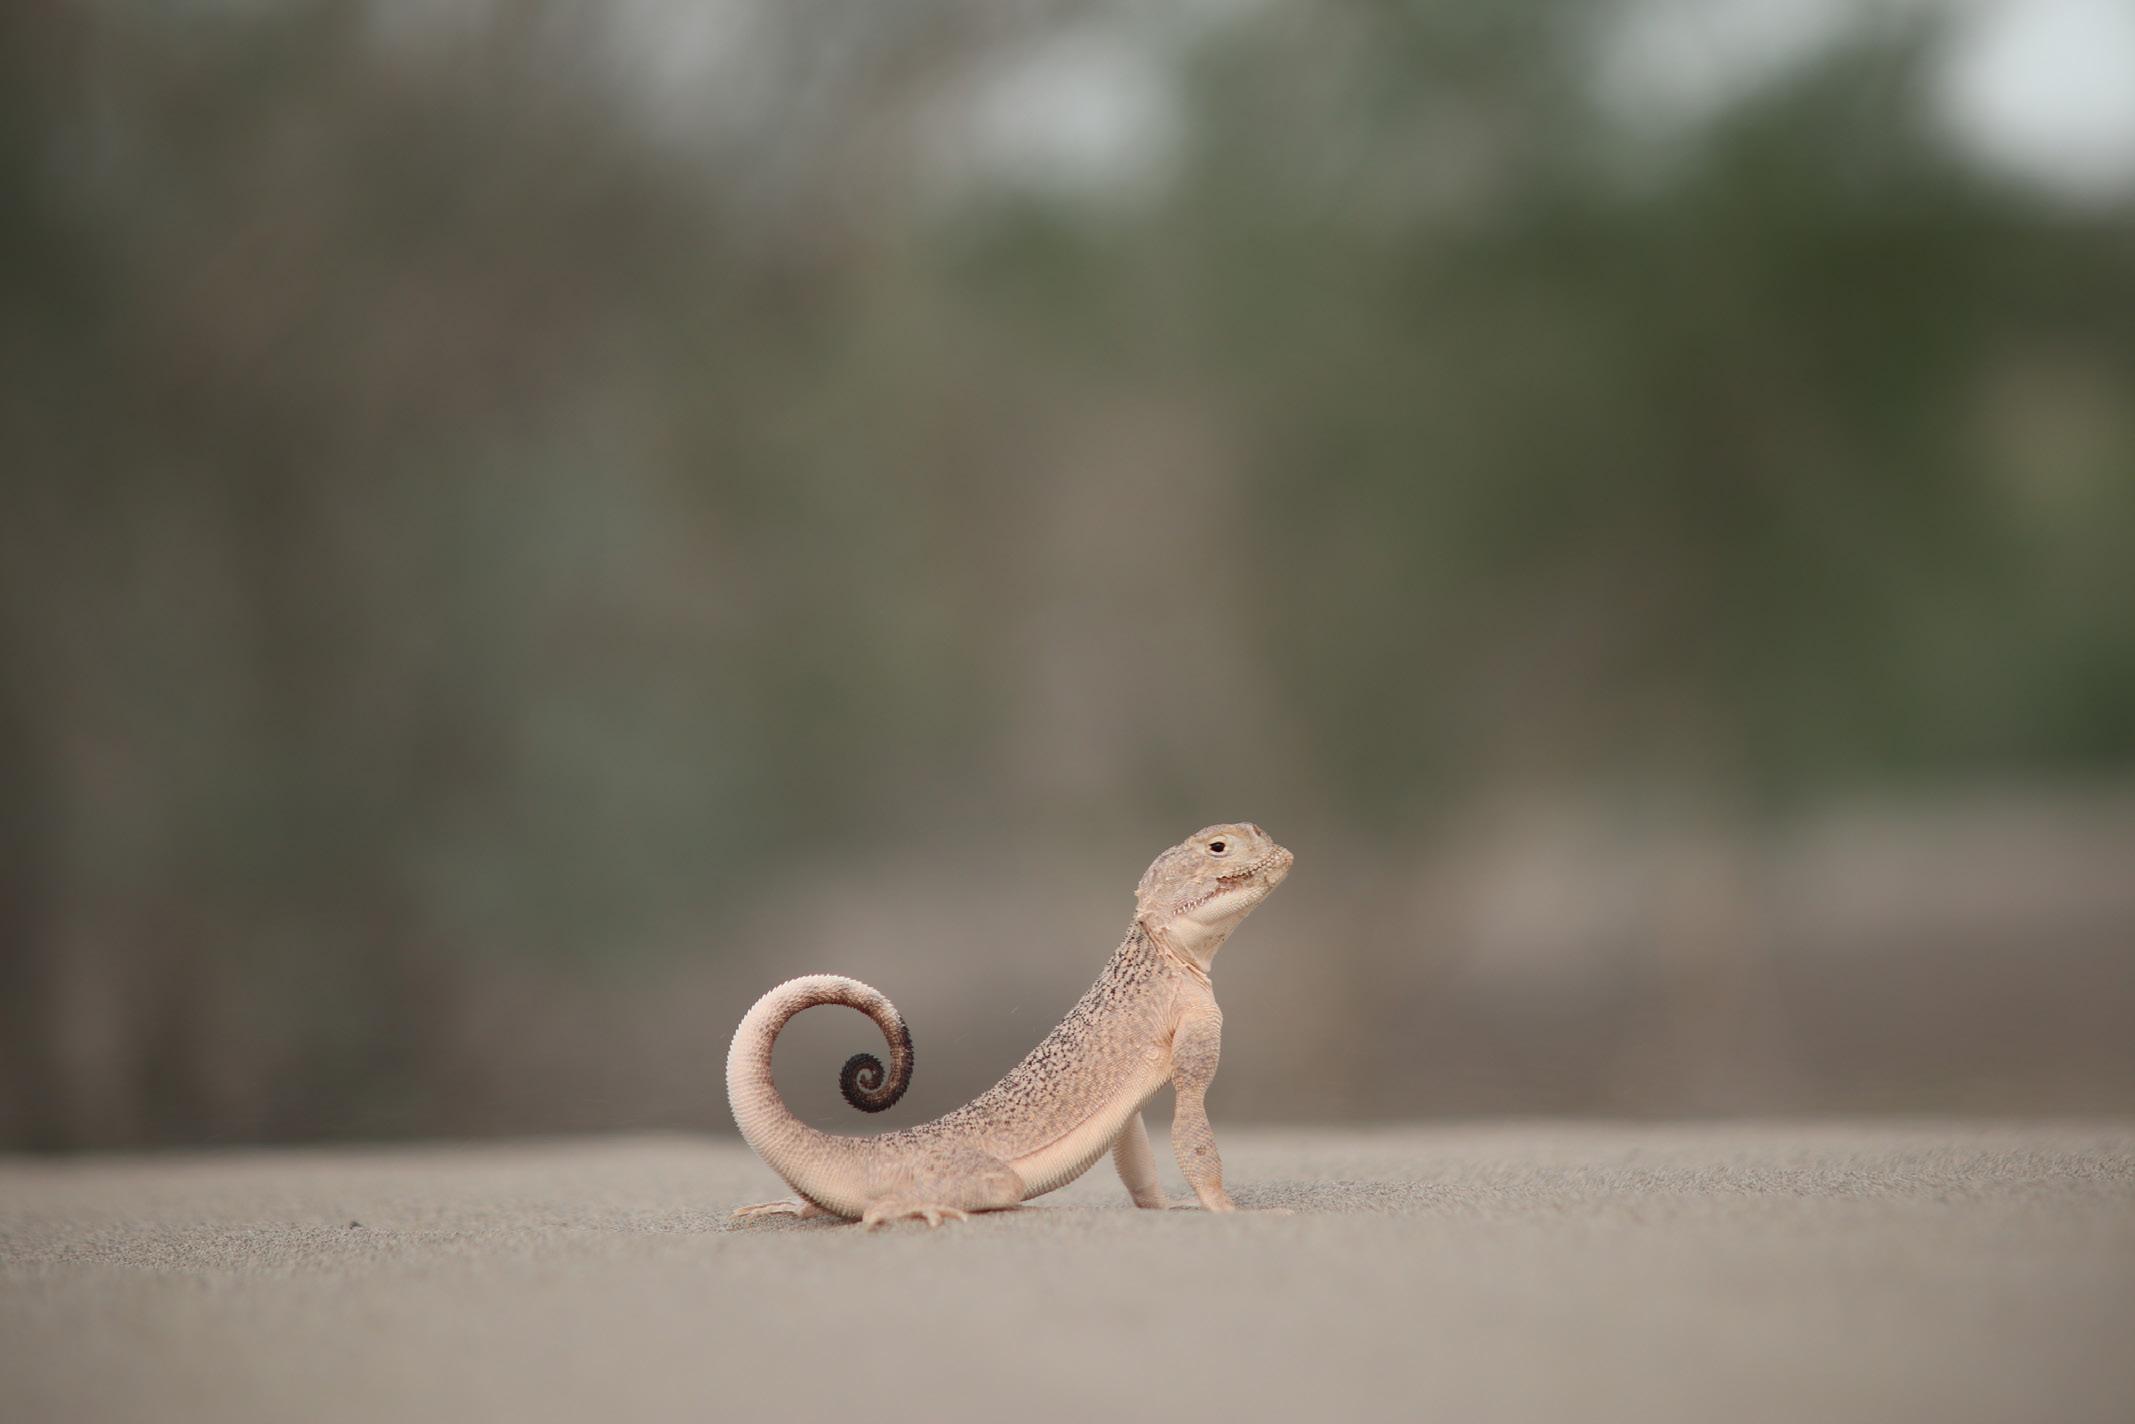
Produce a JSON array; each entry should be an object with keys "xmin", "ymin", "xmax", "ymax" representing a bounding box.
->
[{"xmin": 1240, "ymin": 844, "xmax": 1293, "ymax": 888}]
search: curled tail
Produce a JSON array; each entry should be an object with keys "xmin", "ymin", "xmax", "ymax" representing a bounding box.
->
[{"xmin": 725, "ymin": 975, "xmax": 914, "ymax": 1211}]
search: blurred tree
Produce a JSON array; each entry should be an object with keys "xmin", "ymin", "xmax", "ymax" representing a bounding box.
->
[{"xmin": 1118, "ymin": 5, "xmax": 2135, "ymax": 811}]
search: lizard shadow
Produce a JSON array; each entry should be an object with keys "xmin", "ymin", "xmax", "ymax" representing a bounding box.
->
[
  {"xmin": 719, "ymin": 1178, "xmax": 1417, "ymax": 1230},
  {"xmin": 720, "ymin": 1214, "xmax": 848, "ymax": 1234}
]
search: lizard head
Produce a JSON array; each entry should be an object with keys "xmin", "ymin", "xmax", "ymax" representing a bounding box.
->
[{"xmin": 1134, "ymin": 822, "xmax": 1293, "ymax": 971}]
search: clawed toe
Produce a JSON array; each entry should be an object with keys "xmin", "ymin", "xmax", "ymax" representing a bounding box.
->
[
  {"xmin": 732, "ymin": 1199, "xmax": 828, "ymax": 1221},
  {"xmin": 732, "ymin": 1202, "xmax": 787, "ymax": 1219},
  {"xmin": 861, "ymin": 1203, "xmax": 970, "ymax": 1230}
]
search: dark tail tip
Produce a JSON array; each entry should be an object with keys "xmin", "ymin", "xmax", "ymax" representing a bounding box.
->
[
  {"xmin": 837, "ymin": 1003, "xmax": 914, "ymax": 1113},
  {"xmin": 840, "ymin": 1053, "xmax": 903, "ymax": 1112}
]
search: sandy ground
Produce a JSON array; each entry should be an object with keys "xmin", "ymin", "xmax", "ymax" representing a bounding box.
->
[{"xmin": 3, "ymin": 1122, "xmax": 2132, "ymax": 1423}]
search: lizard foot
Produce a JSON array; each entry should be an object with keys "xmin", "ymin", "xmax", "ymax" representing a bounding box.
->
[
  {"xmin": 732, "ymin": 1199, "xmax": 832, "ymax": 1222},
  {"xmin": 861, "ymin": 1202, "xmax": 970, "ymax": 1230}
]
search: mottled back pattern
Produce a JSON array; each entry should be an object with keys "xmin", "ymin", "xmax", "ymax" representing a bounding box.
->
[{"xmin": 896, "ymin": 927, "xmax": 1179, "ymax": 1160}]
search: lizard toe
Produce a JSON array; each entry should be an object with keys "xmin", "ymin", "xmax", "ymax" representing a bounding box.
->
[
  {"xmin": 862, "ymin": 1202, "xmax": 971, "ymax": 1229},
  {"xmin": 732, "ymin": 1201, "xmax": 795, "ymax": 1219},
  {"xmin": 733, "ymin": 1199, "xmax": 832, "ymax": 1222}
]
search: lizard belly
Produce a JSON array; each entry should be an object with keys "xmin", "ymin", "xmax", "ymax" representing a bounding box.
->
[{"xmin": 1007, "ymin": 1059, "xmax": 1170, "ymax": 1199}]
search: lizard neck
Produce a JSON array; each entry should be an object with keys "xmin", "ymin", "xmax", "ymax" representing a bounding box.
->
[{"xmin": 1137, "ymin": 918, "xmax": 1215, "ymax": 990}]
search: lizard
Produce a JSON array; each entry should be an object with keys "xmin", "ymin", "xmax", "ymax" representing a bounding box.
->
[{"xmin": 726, "ymin": 822, "xmax": 1294, "ymax": 1228}]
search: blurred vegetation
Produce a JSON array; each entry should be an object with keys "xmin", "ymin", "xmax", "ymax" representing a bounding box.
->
[{"xmin": 3, "ymin": 1, "xmax": 2130, "ymax": 1147}]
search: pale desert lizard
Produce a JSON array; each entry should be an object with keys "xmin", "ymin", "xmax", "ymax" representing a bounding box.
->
[{"xmin": 726, "ymin": 822, "xmax": 1294, "ymax": 1228}]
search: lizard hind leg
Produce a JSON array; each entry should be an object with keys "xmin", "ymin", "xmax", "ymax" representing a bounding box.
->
[{"xmin": 860, "ymin": 1148, "xmax": 1025, "ymax": 1230}]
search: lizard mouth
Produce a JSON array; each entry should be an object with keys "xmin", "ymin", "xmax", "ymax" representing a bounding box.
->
[
  {"xmin": 1226, "ymin": 845, "xmax": 1293, "ymax": 886},
  {"xmin": 1180, "ymin": 845, "xmax": 1293, "ymax": 917}
]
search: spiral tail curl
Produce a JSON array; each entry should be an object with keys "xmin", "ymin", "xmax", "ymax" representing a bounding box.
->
[{"xmin": 726, "ymin": 974, "xmax": 916, "ymax": 1177}]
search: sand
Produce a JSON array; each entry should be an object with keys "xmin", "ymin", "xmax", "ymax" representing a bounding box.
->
[{"xmin": 4, "ymin": 1122, "xmax": 2132, "ymax": 1422}]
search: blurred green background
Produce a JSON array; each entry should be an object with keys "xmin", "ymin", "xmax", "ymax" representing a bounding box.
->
[{"xmin": 4, "ymin": 0, "xmax": 2132, "ymax": 1149}]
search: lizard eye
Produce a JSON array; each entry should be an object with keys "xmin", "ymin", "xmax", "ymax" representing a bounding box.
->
[{"xmin": 1208, "ymin": 839, "xmax": 1228, "ymax": 855}]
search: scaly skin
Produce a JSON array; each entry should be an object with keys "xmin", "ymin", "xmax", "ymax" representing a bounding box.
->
[{"xmin": 727, "ymin": 823, "xmax": 1294, "ymax": 1228}]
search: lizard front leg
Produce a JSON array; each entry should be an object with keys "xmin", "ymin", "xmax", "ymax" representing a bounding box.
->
[
  {"xmin": 1111, "ymin": 1110, "xmax": 1168, "ymax": 1209},
  {"xmin": 1168, "ymin": 1008, "xmax": 1236, "ymax": 1212}
]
